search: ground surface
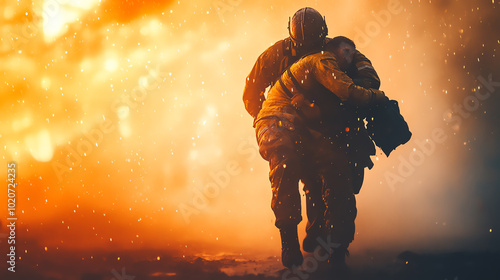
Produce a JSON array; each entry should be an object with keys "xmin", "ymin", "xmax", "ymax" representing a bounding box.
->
[{"xmin": 1, "ymin": 249, "xmax": 499, "ymax": 280}]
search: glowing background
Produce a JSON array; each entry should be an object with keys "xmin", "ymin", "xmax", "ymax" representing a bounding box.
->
[{"xmin": 0, "ymin": 0, "xmax": 499, "ymax": 277}]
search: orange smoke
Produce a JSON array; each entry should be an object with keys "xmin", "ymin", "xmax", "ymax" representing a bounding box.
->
[{"xmin": 0, "ymin": 0, "xmax": 498, "ymax": 263}]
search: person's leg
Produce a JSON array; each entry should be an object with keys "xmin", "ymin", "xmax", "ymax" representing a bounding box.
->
[
  {"xmin": 301, "ymin": 171, "xmax": 326, "ymax": 253},
  {"xmin": 268, "ymin": 151, "xmax": 302, "ymax": 229},
  {"xmin": 268, "ymin": 150, "xmax": 304, "ymax": 268},
  {"xmin": 319, "ymin": 145, "xmax": 357, "ymax": 272},
  {"xmin": 255, "ymin": 118, "xmax": 304, "ymax": 268},
  {"xmin": 323, "ymin": 181, "xmax": 357, "ymax": 248}
]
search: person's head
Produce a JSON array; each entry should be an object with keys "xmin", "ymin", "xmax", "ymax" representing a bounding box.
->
[
  {"xmin": 288, "ymin": 7, "xmax": 328, "ymax": 55},
  {"xmin": 326, "ymin": 36, "xmax": 356, "ymax": 70}
]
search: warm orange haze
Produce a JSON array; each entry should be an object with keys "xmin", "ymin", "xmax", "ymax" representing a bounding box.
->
[{"xmin": 1, "ymin": 0, "xmax": 499, "ymax": 279}]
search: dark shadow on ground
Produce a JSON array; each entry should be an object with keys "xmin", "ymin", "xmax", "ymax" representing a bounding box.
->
[{"xmin": 1, "ymin": 249, "xmax": 499, "ymax": 280}]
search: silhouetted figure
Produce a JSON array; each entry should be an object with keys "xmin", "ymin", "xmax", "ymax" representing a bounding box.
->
[
  {"xmin": 243, "ymin": 7, "xmax": 330, "ymax": 268},
  {"xmin": 254, "ymin": 36, "xmax": 389, "ymax": 273}
]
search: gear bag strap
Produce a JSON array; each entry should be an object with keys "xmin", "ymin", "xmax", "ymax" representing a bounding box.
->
[
  {"xmin": 278, "ymin": 76, "xmax": 294, "ymax": 99},
  {"xmin": 278, "ymin": 66, "xmax": 304, "ymax": 99},
  {"xmin": 286, "ymin": 68, "xmax": 304, "ymax": 93},
  {"xmin": 276, "ymin": 49, "xmax": 321, "ymax": 98}
]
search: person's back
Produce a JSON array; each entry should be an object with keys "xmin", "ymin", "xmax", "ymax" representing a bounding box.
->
[
  {"xmin": 243, "ymin": 7, "xmax": 328, "ymax": 119},
  {"xmin": 257, "ymin": 47, "xmax": 383, "ymax": 175},
  {"xmin": 243, "ymin": 37, "xmax": 298, "ymax": 118},
  {"xmin": 258, "ymin": 50, "xmax": 384, "ymax": 124}
]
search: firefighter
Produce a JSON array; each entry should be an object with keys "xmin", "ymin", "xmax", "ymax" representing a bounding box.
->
[
  {"xmin": 243, "ymin": 7, "xmax": 330, "ymax": 268},
  {"xmin": 254, "ymin": 38, "xmax": 388, "ymax": 270}
]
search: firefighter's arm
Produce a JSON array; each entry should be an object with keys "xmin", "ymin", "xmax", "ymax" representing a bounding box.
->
[
  {"xmin": 243, "ymin": 81, "xmax": 266, "ymax": 119},
  {"xmin": 314, "ymin": 55, "xmax": 388, "ymax": 108},
  {"xmin": 243, "ymin": 57, "xmax": 267, "ymax": 118},
  {"xmin": 350, "ymin": 50, "xmax": 381, "ymax": 90}
]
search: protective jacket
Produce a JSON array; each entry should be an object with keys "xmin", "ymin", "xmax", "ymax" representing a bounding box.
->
[
  {"xmin": 347, "ymin": 51, "xmax": 381, "ymax": 90},
  {"xmin": 243, "ymin": 37, "xmax": 381, "ymax": 118},
  {"xmin": 243, "ymin": 37, "xmax": 298, "ymax": 118},
  {"xmin": 256, "ymin": 51, "xmax": 385, "ymax": 168}
]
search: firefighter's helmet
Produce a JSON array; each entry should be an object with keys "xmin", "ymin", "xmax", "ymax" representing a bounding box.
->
[{"xmin": 288, "ymin": 7, "xmax": 328, "ymax": 51}]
